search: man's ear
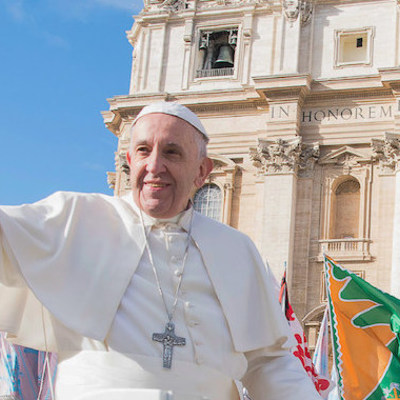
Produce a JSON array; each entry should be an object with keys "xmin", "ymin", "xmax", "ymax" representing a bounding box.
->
[
  {"xmin": 194, "ymin": 157, "xmax": 213, "ymax": 188},
  {"xmin": 127, "ymin": 151, "xmax": 132, "ymax": 165}
]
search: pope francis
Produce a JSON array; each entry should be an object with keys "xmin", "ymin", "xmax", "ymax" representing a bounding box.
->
[{"xmin": 0, "ymin": 102, "xmax": 323, "ymax": 400}]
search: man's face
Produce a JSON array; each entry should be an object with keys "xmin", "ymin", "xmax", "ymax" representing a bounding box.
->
[{"xmin": 129, "ymin": 113, "xmax": 212, "ymax": 219}]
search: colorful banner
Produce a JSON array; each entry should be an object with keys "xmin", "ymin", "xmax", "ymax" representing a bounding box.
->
[
  {"xmin": 0, "ymin": 333, "xmax": 57, "ymax": 400},
  {"xmin": 279, "ymin": 270, "xmax": 333, "ymax": 397},
  {"xmin": 324, "ymin": 255, "xmax": 400, "ymax": 400},
  {"xmin": 313, "ymin": 307, "xmax": 330, "ymax": 380}
]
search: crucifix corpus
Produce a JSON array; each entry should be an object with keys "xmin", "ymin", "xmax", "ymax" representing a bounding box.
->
[{"xmin": 152, "ymin": 322, "xmax": 186, "ymax": 368}]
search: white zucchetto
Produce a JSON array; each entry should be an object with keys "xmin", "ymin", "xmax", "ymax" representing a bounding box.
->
[{"xmin": 132, "ymin": 101, "xmax": 209, "ymax": 140}]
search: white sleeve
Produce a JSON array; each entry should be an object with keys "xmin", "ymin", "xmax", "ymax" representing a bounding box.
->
[
  {"xmin": 0, "ymin": 213, "xmax": 27, "ymax": 288},
  {"xmin": 242, "ymin": 349, "xmax": 323, "ymax": 400},
  {"xmin": 241, "ymin": 260, "xmax": 323, "ymax": 400}
]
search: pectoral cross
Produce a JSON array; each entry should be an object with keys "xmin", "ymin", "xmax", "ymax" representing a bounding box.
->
[{"xmin": 152, "ymin": 322, "xmax": 186, "ymax": 369}]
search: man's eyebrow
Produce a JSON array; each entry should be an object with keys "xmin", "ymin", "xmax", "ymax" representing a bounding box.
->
[
  {"xmin": 165, "ymin": 142, "xmax": 183, "ymax": 149},
  {"xmin": 133, "ymin": 140, "xmax": 149, "ymax": 147}
]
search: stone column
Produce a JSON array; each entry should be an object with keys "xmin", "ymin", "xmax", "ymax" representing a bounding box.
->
[
  {"xmin": 223, "ymin": 183, "xmax": 233, "ymax": 225},
  {"xmin": 181, "ymin": 17, "xmax": 195, "ymax": 90},
  {"xmin": 372, "ymin": 133, "xmax": 400, "ymax": 296},
  {"xmin": 249, "ymin": 137, "xmax": 302, "ymax": 282},
  {"xmin": 291, "ymin": 143, "xmax": 319, "ymax": 316}
]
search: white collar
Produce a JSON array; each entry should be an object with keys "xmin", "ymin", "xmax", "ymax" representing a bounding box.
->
[{"xmin": 123, "ymin": 193, "xmax": 193, "ymax": 233}]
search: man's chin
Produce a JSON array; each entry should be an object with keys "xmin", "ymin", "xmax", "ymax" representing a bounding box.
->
[{"xmin": 139, "ymin": 201, "xmax": 175, "ymax": 219}]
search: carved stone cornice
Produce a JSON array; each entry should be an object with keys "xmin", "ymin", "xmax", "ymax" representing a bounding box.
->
[
  {"xmin": 249, "ymin": 137, "xmax": 302, "ymax": 175},
  {"xmin": 264, "ymin": 88, "xmax": 305, "ymax": 102},
  {"xmin": 371, "ymin": 133, "xmax": 400, "ymax": 174},
  {"xmin": 253, "ymin": 74, "xmax": 311, "ymax": 104},
  {"xmin": 143, "ymin": 0, "xmax": 269, "ymax": 14}
]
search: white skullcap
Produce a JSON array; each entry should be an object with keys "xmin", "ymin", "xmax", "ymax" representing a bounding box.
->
[{"xmin": 133, "ymin": 101, "xmax": 208, "ymax": 139}]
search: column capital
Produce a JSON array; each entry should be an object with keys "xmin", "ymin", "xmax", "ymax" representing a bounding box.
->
[
  {"xmin": 250, "ymin": 137, "xmax": 302, "ymax": 175},
  {"xmin": 371, "ymin": 132, "xmax": 400, "ymax": 174},
  {"xmin": 299, "ymin": 143, "xmax": 320, "ymax": 178},
  {"xmin": 107, "ymin": 172, "xmax": 116, "ymax": 190}
]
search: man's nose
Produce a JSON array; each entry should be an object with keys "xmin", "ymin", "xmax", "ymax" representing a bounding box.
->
[{"xmin": 145, "ymin": 149, "xmax": 166, "ymax": 174}]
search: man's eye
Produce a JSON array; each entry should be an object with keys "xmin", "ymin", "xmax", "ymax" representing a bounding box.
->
[
  {"xmin": 136, "ymin": 147, "xmax": 149, "ymax": 154},
  {"xmin": 166, "ymin": 149, "xmax": 180, "ymax": 156}
]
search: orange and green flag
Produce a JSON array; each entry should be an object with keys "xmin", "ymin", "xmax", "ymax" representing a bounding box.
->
[{"xmin": 324, "ymin": 255, "xmax": 400, "ymax": 400}]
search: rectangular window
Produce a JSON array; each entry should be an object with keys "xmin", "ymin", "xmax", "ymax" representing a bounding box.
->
[
  {"xmin": 334, "ymin": 27, "xmax": 374, "ymax": 68},
  {"xmin": 196, "ymin": 28, "xmax": 238, "ymax": 79}
]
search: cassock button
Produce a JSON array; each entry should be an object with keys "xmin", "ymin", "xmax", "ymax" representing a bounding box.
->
[{"xmin": 171, "ymin": 256, "xmax": 182, "ymax": 264}]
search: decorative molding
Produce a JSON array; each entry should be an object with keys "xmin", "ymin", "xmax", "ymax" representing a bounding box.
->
[
  {"xmin": 209, "ymin": 154, "xmax": 237, "ymax": 175},
  {"xmin": 300, "ymin": 1, "xmax": 313, "ymax": 25},
  {"xmin": 282, "ymin": 0, "xmax": 313, "ymax": 25},
  {"xmin": 107, "ymin": 172, "xmax": 116, "ymax": 190},
  {"xmin": 119, "ymin": 153, "xmax": 131, "ymax": 181},
  {"xmin": 249, "ymin": 137, "xmax": 302, "ymax": 175},
  {"xmin": 371, "ymin": 133, "xmax": 400, "ymax": 174},
  {"xmin": 159, "ymin": 0, "xmax": 186, "ymax": 12},
  {"xmin": 196, "ymin": 0, "xmax": 269, "ymax": 8},
  {"xmin": 319, "ymin": 146, "xmax": 369, "ymax": 174},
  {"xmin": 224, "ymin": 182, "xmax": 233, "ymax": 190},
  {"xmin": 282, "ymin": 0, "xmax": 300, "ymax": 23},
  {"xmin": 144, "ymin": 0, "xmax": 269, "ymax": 13},
  {"xmin": 299, "ymin": 142, "xmax": 320, "ymax": 177}
]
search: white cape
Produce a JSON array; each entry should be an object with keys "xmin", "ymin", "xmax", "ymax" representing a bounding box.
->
[{"xmin": 0, "ymin": 191, "xmax": 293, "ymax": 353}]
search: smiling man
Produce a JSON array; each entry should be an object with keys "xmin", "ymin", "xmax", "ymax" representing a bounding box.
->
[
  {"xmin": 0, "ymin": 102, "xmax": 322, "ymax": 400},
  {"xmin": 128, "ymin": 107, "xmax": 213, "ymax": 219}
]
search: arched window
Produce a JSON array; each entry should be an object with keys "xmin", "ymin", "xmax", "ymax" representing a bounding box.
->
[
  {"xmin": 330, "ymin": 178, "xmax": 360, "ymax": 239},
  {"xmin": 193, "ymin": 184, "xmax": 222, "ymax": 221}
]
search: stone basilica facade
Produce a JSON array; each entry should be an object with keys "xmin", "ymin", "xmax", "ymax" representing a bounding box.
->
[{"xmin": 102, "ymin": 0, "xmax": 400, "ymax": 347}]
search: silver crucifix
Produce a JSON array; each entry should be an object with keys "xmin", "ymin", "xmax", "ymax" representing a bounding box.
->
[{"xmin": 152, "ymin": 321, "xmax": 186, "ymax": 368}]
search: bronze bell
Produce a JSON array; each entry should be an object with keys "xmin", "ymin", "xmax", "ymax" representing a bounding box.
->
[{"xmin": 214, "ymin": 44, "xmax": 234, "ymax": 68}]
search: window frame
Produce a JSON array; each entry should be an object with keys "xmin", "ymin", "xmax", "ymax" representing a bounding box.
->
[
  {"xmin": 334, "ymin": 27, "xmax": 375, "ymax": 68},
  {"xmin": 192, "ymin": 23, "xmax": 242, "ymax": 83},
  {"xmin": 193, "ymin": 183, "xmax": 223, "ymax": 222}
]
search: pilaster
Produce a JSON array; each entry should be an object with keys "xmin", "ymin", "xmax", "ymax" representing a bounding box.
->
[
  {"xmin": 372, "ymin": 132, "xmax": 400, "ymax": 296},
  {"xmin": 249, "ymin": 137, "xmax": 307, "ymax": 282}
]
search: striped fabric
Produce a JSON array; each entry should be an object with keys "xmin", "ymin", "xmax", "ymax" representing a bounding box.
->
[{"xmin": 0, "ymin": 332, "xmax": 57, "ymax": 400}]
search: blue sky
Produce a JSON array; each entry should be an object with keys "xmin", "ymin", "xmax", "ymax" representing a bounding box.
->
[{"xmin": 0, "ymin": 0, "xmax": 143, "ymax": 205}]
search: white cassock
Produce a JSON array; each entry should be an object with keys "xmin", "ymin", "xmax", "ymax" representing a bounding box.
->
[{"xmin": 0, "ymin": 192, "xmax": 322, "ymax": 400}]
